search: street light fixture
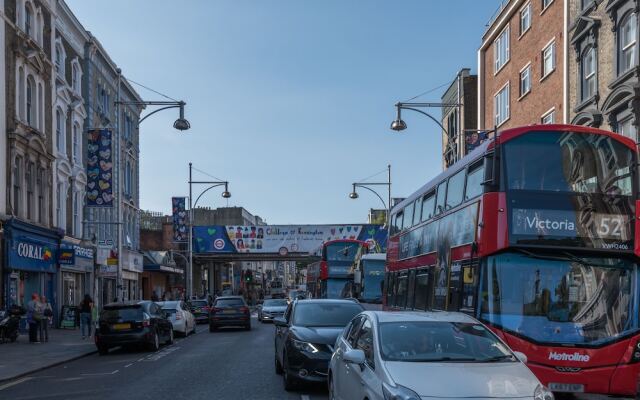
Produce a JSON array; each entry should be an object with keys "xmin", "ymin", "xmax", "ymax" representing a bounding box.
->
[
  {"xmin": 187, "ymin": 163, "xmax": 231, "ymax": 298},
  {"xmin": 349, "ymin": 165, "xmax": 392, "ymax": 226},
  {"xmin": 390, "ymin": 102, "xmax": 459, "ymax": 135}
]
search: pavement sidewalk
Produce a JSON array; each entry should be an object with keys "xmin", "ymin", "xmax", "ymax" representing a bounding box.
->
[{"xmin": 0, "ymin": 327, "xmax": 96, "ymax": 383}]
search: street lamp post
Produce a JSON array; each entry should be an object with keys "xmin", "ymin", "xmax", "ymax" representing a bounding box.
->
[
  {"xmin": 187, "ymin": 163, "xmax": 231, "ymax": 299},
  {"xmin": 349, "ymin": 165, "xmax": 392, "ymax": 225},
  {"xmin": 112, "ymin": 93, "xmax": 190, "ymax": 302}
]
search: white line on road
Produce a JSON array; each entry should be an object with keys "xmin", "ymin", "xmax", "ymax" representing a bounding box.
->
[
  {"xmin": 0, "ymin": 377, "xmax": 32, "ymax": 391},
  {"xmin": 124, "ymin": 363, "xmax": 133, "ymax": 368},
  {"xmin": 81, "ymin": 369, "xmax": 119, "ymax": 376},
  {"xmin": 300, "ymin": 395, "xmax": 311, "ymax": 400}
]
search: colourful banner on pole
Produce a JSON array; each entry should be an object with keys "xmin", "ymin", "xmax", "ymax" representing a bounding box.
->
[
  {"xmin": 172, "ymin": 197, "xmax": 188, "ymax": 242},
  {"xmin": 86, "ymin": 129, "xmax": 113, "ymax": 207}
]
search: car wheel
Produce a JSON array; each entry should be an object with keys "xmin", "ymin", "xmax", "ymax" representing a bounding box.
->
[
  {"xmin": 282, "ymin": 352, "xmax": 297, "ymax": 391},
  {"xmin": 328, "ymin": 373, "xmax": 336, "ymax": 400},
  {"xmin": 166, "ymin": 329, "xmax": 174, "ymax": 345},
  {"xmin": 275, "ymin": 353, "xmax": 283, "ymax": 375},
  {"xmin": 149, "ymin": 331, "xmax": 160, "ymax": 352},
  {"xmin": 97, "ymin": 345, "xmax": 109, "ymax": 355},
  {"xmin": 191, "ymin": 323, "xmax": 197, "ymax": 334}
]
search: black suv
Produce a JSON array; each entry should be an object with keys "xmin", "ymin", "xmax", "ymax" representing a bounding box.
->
[
  {"xmin": 95, "ymin": 301, "xmax": 174, "ymax": 355},
  {"xmin": 274, "ymin": 299, "xmax": 364, "ymax": 391},
  {"xmin": 209, "ymin": 296, "xmax": 251, "ymax": 331}
]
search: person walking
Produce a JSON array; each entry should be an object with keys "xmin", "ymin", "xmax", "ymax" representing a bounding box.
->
[
  {"xmin": 41, "ymin": 295, "xmax": 53, "ymax": 342},
  {"xmin": 26, "ymin": 293, "xmax": 40, "ymax": 343},
  {"xmin": 79, "ymin": 294, "xmax": 93, "ymax": 340}
]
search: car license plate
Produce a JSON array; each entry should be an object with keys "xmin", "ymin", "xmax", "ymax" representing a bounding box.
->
[
  {"xmin": 223, "ymin": 309, "xmax": 235, "ymax": 314},
  {"xmin": 112, "ymin": 323, "xmax": 131, "ymax": 330},
  {"xmin": 548, "ymin": 383, "xmax": 584, "ymax": 393}
]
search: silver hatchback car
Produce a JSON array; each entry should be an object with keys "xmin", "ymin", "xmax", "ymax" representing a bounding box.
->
[{"xmin": 329, "ymin": 311, "xmax": 553, "ymax": 400}]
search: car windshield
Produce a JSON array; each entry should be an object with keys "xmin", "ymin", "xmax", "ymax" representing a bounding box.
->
[
  {"xmin": 215, "ymin": 299, "xmax": 244, "ymax": 307},
  {"xmin": 264, "ymin": 299, "xmax": 287, "ymax": 307},
  {"xmin": 100, "ymin": 307, "xmax": 142, "ymax": 321},
  {"xmin": 163, "ymin": 309, "xmax": 177, "ymax": 314},
  {"xmin": 191, "ymin": 301, "xmax": 207, "ymax": 307},
  {"xmin": 479, "ymin": 252, "xmax": 637, "ymax": 345},
  {"xmin": 292, "ymin": 303, "xmax": 363, "ymax": 327},
  {"xmin": 379, "ymin": 321, "xmax": 513, "ymax": 362},
  {"xmin": 324, "ymin": 279, "xmax": 349, "ymax": 299}
]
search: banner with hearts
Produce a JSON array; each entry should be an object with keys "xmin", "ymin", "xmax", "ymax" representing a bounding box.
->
[
  {"xmin": 86, "ymin": 129, "xmax": 113, "ymax": 207},
  {"xmin": 171, "ymin": 197, "xmax": 188, "ymax": 242}
]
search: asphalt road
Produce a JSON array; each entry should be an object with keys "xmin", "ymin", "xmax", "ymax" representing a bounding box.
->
[{"xmin": 0, "ymin": 314, "xmax": 328, "ymax": 400}]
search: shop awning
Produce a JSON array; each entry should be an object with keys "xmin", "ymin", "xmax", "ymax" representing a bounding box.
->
[{"xmin": 143, "ymin": 251, "xmax": 184, "ymax": 275}]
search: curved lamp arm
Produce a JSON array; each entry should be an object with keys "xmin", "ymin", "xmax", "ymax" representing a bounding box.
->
[
  {"xmin": 354, "ymin": 184, "xmax": 388, "ymax": 210},
  {"xmin": 398, "ymin": 105, "xmax": 449, "ymax": 136},
  {"xmin": 193, "ymin": 183, "xmax": 227, "ymax": 208}
]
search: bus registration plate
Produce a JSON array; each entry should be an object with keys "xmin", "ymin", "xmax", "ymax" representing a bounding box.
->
[{"xmin": 548, "ymin": 383, "xmax": 584, "ymax": 393}]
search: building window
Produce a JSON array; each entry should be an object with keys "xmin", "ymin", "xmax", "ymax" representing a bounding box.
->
[
  {"xmin": 13, "ymin": 157, "xmax": 22, "ymax": 216},
  {"xmin": 520, "ymin": 3, "xmax": 531, "ymax": 36},
  {"xmin": 541, "ymin": 109, "xmax": 555, "ymax": 124},
  {"xmin": 618, "ymin": 118, "xmax": 637, "ymax": 139},
  {"xmin": 25, "ymin": 5, "xmax": 32, "ymax": 37},
  {"xmin": 494, "ymin": 26, "xmax": 510, "ymax": 72},
  {"xmin": 494, "ymin": 83, "xmax": 510, "ymax": 126},
  {"xmin": 542, "ymin": 41, "xmax": 556, "ymax": 77},
  {"xmin": 542, "ymin": 0, "xmax": 554, "ymax": 10},
  {"xmin": 37, "ymin": 167, "xmax": 44, "ymax": 223},
  {"xmin": 73, "ymin": 124, "xmax": 79, "ymax": 163},
  {"xmin": 26, "ymin": 162, "xmax": 33, "ymax": 220},
  {"xmin": 72, "ymin": 63, "xmax": 80, "ymax": 91},
  {"xmin": 17, "ymin": 67, "xmax": 25, "ymax": 120},
  {"xmin": 56, "ymin": 182, "xmax": 63, "ymax": 228},
  {"xmin": 519, "ymin": 64, "xmax": 531, "ymax": 96},
  {"xmin": 619, "ymin": 13, "xmax": 637, "ymax": 75},
  {"xmin": 581, "ymin": 47, "xmax": 596, "ymax": 101},
  {"xmin": 73, "ymin": 192, "xmax": 79, "ymax": 236},
  {"xmin": 37, "ymin": 82, "xmax": 43, "ymax": 130},
  {"xmin": 26, "ymin": 77, "xmax": 34, "ymax": 126},
  {"xmin": 55, "ymin": 45, "xmax": 62, "ymax": 73},
  {"xmin": 56, "ymin": 109, "xmax": 65, "ymax": 153},
  {"xmin": 581, "ymin": 0, "xmax": 592, "ymax": 10}
]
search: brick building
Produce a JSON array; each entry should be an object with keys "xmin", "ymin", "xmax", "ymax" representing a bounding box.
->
[
  {"xmin": 441, "ymin": 68, "xmax": 478, "ymax": 168},
  {"xmin": 478, "ymin": 0, "xmax": 567, "ymax": 130}
]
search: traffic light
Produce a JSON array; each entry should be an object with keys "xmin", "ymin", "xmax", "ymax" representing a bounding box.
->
[{"xmin": 245, "ymin": 270, "xmax": 253, "ymax": 283}]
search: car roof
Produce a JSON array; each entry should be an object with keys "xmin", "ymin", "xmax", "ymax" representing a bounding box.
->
[
  {"xmin": 363, "ymin": 311, "xmax": 479, "ymax": 324},
  {"xmin": 294, "ymin": 299, "xmax": 363, "ymax": 306},
  {"xmin": 361, "ymin": 253, "xmax": 386, "ymax": 261},
  {"xmin": 158, "ymin": 301, "xmax": 180, "ymax": 307},
  {"xmin": 214, "ymin": 296, "xmax": 244, "ymax": 300}
]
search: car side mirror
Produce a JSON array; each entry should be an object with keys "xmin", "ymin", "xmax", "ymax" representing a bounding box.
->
[
  {"xmin": 513, "ymin": 351, "xmax": 528, "ymax": 364},
  {"xmin": 342, "ymin": 349, "xmax": 365, "ymax": 365},
  {"xmin": 274, "ymin": 317, "xmax": 287, "ymax": 327}
]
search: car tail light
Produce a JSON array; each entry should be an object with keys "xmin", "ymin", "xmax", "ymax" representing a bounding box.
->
[
  {"xmin": 211, "ymin": 307, "xmax": 223, "ymax": 314},
  {"xmin": 142, "ymin": 315, "xmax": 151, "ymax": 327},
  {"xmin": 240, "ymin": 306, "xmax": 249, "ymax": 314}
]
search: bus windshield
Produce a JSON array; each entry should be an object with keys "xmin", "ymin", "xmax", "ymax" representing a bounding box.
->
[
  {"xmin": 326, "ymin": 242, "xmax": 362, "ymax": 262},
  {"xmin": 503, "ymin": 131, "xmax": 634, "ymax": 195},
  {"xmin": 479, "ymin": 252, "xmax": 638, "ymax": 345},
  {"xmin": 362, "ymin": 259, "xmax": 385, "ymax": 302}
]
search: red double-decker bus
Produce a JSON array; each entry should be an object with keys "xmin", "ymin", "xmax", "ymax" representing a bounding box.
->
[
  {"xmin": 385, "ymin": 124, "xmax": 639, "ymax": 396},
  {"xmin": 307, "ymin": 239, "xmax": 368, "ymax": 299}
]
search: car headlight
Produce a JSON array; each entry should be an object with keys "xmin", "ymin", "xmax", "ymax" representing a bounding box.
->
[
  {"xmin": 382, "ymin": 382, "xmax": 421, "ymax": 400},
  {"xmin": 291, "ymin": 339, "xmax": 319, "ymax": 354},
  {"xmin": 534, "ymin": 384, "xmax": 554, "ymax": 400}
]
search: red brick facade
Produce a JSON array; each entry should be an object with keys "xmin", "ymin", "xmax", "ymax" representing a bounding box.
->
[{"xmin": 479, "ymin": 0, "xmax": 565, "ymax": 130}]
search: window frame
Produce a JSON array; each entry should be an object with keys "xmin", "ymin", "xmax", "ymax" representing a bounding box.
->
[
  {"xmin": 494, "ymin": 26, "xmax": 510, "ymax": 73},
  {"xmin": 580, "ymin": 46, "xmax": 596, "ymax": 101},
  {"xmin": 542, "ymin": 40, "xmax": 556, "ymax": 78},
  {"xmin": 445, "ymin": 169, "xmax": 466, "ymax": 210},
  {"xmin": 519, "ymin": 2, "xmax": 531, "ymax": 37},
  {"xmin": 519, "ymin": 63, "xmax": 531, "ymax": 98},
  {"xmin": 355, "ymin": 317, "xmax": 376, "ymax": 370},
  {"xmin": 464, "ymin": 160, "xmax": 485, "ymax": 201},
  {"xmin": 618, "ymin": 12, "xmax": 637, "ymax": 76},
  {"xmin": 542, "ymin": 0, "xmax": 554, "ymax": 12},
  {"xmin": 494, "ymin": 82, "xmax": 510, "ymax": 127},
  {"xmin": 420, "ymin": 191, "xmax": 436, "ymax": 222},
  {"xmin": 435, "ymin": 181, "xmax": 447, "ymax": 215},
  {"xmin": 541, "ymin": 108, "xmax": 555, "ymax": 124}
]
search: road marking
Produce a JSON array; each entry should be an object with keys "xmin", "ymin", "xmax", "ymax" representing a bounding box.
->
[
  {"xmin": 124, "ymin": 363, "xmax": 133, "ymax": 368},
  {"xmin": 60, "ymin": 377, "xmax": 84, "ymax": 382},
  {"xmin": 300, "ymin": 395, "xmax": 310, "ymax": 400},
  {"xmin": 0, "ymin": 377, "xmax": 32, "ymax": 391},
  {"xmin": 81, "ymin": 369, "xmax": 119, "ymax": 376},
  {"xmin": 144, "ymin": 346, "xmax": 180, "ymax": 362}
]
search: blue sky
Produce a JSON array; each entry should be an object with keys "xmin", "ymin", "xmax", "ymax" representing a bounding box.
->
[{"xmin": 67, "ymin": 0, "xmax": 502, "ymax": 224}]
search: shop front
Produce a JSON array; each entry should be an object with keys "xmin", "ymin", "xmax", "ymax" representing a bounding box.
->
[
  {"xmin": 121, "ymin": 250, "xmax": 143, "ymax": 301},
  {"xmin": 3, "ymin": 219, "xmax": 60, "ymax": 317},
  {"xmin": 58, "ymin": 241, "xmax": 94, "ymax": 312},
  {"xmin": 142, "ymin": 251, "xmax": 184, "ymax": 300}
]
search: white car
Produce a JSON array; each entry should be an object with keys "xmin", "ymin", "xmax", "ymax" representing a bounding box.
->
[
  {"xmin": 158, "ymin": 301, "xmax": 196, "ymax": 337},
  {"xmin": 329, "ymin": 311, "xmax": 554, "ymax": 400}
]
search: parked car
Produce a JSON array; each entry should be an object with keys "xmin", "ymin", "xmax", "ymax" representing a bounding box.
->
[
  {"xmin": 329, "ymin": 311, "xmax": 553, "ymax": 400},
  {"xmin": 95, "ymin": 301, "xmax": 174, "ymax": 355},
  {"xmin": 158, "ymin": 301, "xmax": 196, "ymax": 337},
  {"xmin": 258, "ymin": 298, "xmax": 288, "ymax": 322},
  {"xmin": 189, "ymin": 299, "xmax": 210, "ymax": 324},
  {"xmin": 209, "ymin": 296, "xmax": 251, "ymax": 332},
  {"xmin": 274, "ymin": 299, "xmax": 364, "ymax": 391}
]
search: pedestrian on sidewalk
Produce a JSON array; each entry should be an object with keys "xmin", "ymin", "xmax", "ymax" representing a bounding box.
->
[
  {"xmin": 40, "ymin": 295, "xmax": 53, "ymax": 342},
  {"xmin": 26, "ymin": 293, "xmax": 40, "ymax": 343},
  {"xmin": 79, "ymin": 294, "xmax": 93, "ymax": 340}
]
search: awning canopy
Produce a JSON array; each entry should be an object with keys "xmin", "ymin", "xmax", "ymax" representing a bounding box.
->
[{"xmin": 143, "ymin": 251, "xmax": 184, "ymax": 275}]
